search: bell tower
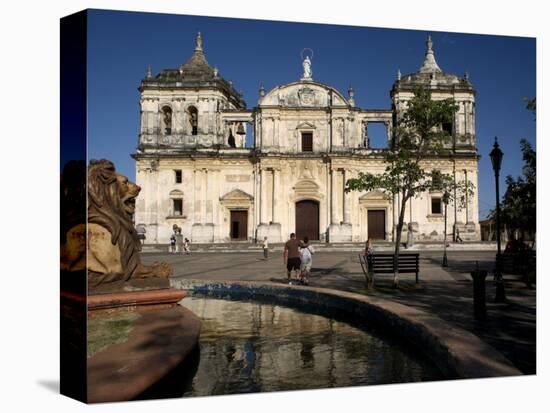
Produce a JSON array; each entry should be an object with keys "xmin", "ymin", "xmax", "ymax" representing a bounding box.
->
[{"xmin": 137, "ymin": 32, "xmax": 246, "ymax": 151}]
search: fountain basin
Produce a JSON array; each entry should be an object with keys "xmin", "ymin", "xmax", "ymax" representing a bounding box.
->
[{"xmin": 171, "ymin": 279, "xmax": 521, "ymax": 380}]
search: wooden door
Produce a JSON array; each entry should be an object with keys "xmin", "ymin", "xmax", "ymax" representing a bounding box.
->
[
  {"xmin": 368, "ymin": 210, "xmax": 385, "ymax": 240},
  {"xmin": 295, "ymin": 200, "xmax": 319, "ymax": 241},
  {"xmin": 230, "ymin": 210, "xmax": 248, "ymax": 240}
]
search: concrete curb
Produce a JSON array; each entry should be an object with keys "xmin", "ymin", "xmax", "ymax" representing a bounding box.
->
[
  {"xmin": 171, "ymin": 279, "xmax": 521, "ymax": 380},
  {"xmin": 143, "ymin": 243, "xmax": 498, "ymax": 253}
]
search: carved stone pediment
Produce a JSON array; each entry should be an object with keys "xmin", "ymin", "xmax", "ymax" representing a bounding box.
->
[
  {"xmin": 359, "ymin": 190, "xmax": 389, "ymax": 201},
  {"xmin": 293, "ymin": 179, "xmax": 323, "ymax": 199},
  {"xmin": 296, "ymin": 121, "xmax": 316, "ymax": 130},
  {"xmin": 169, "ymin": 189, "xmax": 183, "ymax": 197},
  {"xmin": 220, "ymin": 189, "xmax": 254, "ymax": 202}
]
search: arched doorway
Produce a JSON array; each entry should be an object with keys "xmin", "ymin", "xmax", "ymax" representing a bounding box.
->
[{"xmin": 295, "ymin": 200, "xmax": 319, "ymax": 241}]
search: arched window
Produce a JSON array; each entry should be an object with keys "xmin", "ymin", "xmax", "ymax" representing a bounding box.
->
[
  {"xmin": 188, "ymin": 106, "xmax": 198, "ymax": 135},
  {"xmin": 161, "ymin": 106, "xmax": 172, "ymax": 135}
]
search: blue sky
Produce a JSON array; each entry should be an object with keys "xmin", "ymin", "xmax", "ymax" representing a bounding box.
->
[{"xmin": 87, "ymin": 9, "xmax": 536, "ymax": 220}]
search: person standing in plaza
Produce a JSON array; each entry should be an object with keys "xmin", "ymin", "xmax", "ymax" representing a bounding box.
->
[
  {"xmin": 284, "ymin": 233, "xmax": 301, "ymax": 284},
  {"xmin": 169, "ymin": 231, "xmax": 177, "ymax": 253},
  {"xmin": 363, "ymin": 238, "xmax": 374, "ymax": 257},
  {"xmin": 175, "ymin": 228, "xmax": 184, "ymax": 253},
  {"xmin": 136, "ymin": 225, "xmax": 146, "ymax": 245},
  {"xmin": 183, "ymin": 237, "xmax": 191, "ymax": 255},
  {"xmin": 299, "ymin": 236, "xmax": 315, "ymax": 285},
  {"xmin": 262, "ymin": 236, "xmax": 269, "ymax": 260}
]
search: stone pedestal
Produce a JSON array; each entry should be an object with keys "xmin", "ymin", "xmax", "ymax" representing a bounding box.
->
[
  {"xmin": 328, "ymin": 223, "xmax": 352, "ymax": 242},
  {"xmin": 455, "ymin": 222, "xmax": 480, "ymax": 242},
  {"xmin": 406, "ymin": 222, "xmax": 418, "ymax": 248},
  {"xmin": 268, "ymin": 223, "xmax": 282, "ymax": 242},
  {"xmin": 465, "ymin": 221, "xmax": 478, "ymax": 235},
  {"xmin": 256, "ymin": 223, "xmax": 270, "ymax": 242},
  {"xmin": 191, "ymin": 223, "xmax": 214, "ymax": 243},
  {"xmin": 257, "ymin": 223, "xmax": 281, "ymax": 242}
]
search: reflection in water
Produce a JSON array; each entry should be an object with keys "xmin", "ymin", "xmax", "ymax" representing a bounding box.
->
[{"xmin": 180, "ymin": 296, "xmax": 442, "ymax": 397}]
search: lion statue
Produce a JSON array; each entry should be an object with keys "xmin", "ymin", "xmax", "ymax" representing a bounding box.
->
[{"xmin": 61, "ymin": 159, "xmax": 171, "ymax": 289}]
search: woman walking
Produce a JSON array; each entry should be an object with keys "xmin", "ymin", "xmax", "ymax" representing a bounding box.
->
[
  {"xmin": 299, "ymin": 236, "xmax": 315, "ymax": 285},
  {"xmin": 183, "ymin": 237, "xmax": 191, "ymax": 255}
]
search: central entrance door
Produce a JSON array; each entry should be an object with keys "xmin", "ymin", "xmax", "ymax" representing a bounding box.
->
[
  {"xmin": 230, "ymin": 210, "xmax": 248, "ymax": 240},
  {"xmin": 368, "ymin": 210, "xmax": 385, "ymax": 240},
  {"xmin": 295, "ymin": 200, "xmax": 319, "ymax": 241}
]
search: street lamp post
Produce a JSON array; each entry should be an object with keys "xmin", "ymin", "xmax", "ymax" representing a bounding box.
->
[
  {"xmin": 490, "ymin": 137, "xmax": 506, "ymax": 302},
  {"xmin": 442, "ymin": 190, "xmax": 450, "ymax": 267}
]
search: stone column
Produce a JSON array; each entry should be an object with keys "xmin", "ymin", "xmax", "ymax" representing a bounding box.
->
[
  {"xmin": 147, "ymin": 108, "xmax": 155, "ymax": 136},
  {"xmin": 471, "ymin": 103, "xmax": 476, "ymax": 139},
  {"xmin": 272, "ymin": 169, "xmax": 280, "ymax": 223},
  {"xmin": 464, "ymin": 102, "xmax": 470, "ymax": 136},
  {"xmin": 260, "ymin": 168, "xmax": 269, "ymax": 224},
  {"xmin": 257, "ymin": 115, "xmax": 262, "ymax": 149},
  {"xmin": 212, "ymin": 169, "xmax": 220, "ymax": 240},
  {"xmin": 342, "ymin": 118, "xmax": 346, "ymax": 148},
  {"xmin": 328, "ymin": 117, "xmax": 333, "ymax": 151},
  {"xmin": 206, "ymin": 169, "xmax": 213, "ymax": 224},
  {"xmin": 193, "ymin": 169, "xmax": 202, "ymax": 223},
  {"xmin": 202, "ymin": 169, "xmax": 208, "ymax": 223},
  {"xmin": 139, "ymin": 109, "xmax": 145, "ymax": 138},
  {"xmin": 331, "ymin": 168, "xmax": 339, "ymax": 224},
  {"xmin": 253, "ymin": 164, "xmax": 259, "ymax": 230},
  {"xmin": 274, "ymin": 118, "xmax": 279, "ymax": 150},
  {"xmin": 343, "ymin": 169, "xmax": 351, "ymax": 224},
  {"xmin": 464, "ymin": 169, "xmax": 470, "ymax": 222}
]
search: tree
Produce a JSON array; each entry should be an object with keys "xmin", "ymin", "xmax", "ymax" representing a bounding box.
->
[
  {"xmin": 345, "ymin": 88, "xmax": 473, "ymax": 287},
  {"xmin": 524, "ymin": 97, "xmax": 536, "ymax": 119},
  {"xmin": 490, "ymin": 97, "xmax": 536, "ymax": 245},
  {"xmin": 493, "ymin": 139, "xmax": 536, "ymax": 243}
]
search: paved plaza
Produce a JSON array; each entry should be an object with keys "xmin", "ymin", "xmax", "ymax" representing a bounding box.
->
[{"xmin": 142, "ymin": 249, "xmax": 536, "ymax": 375}]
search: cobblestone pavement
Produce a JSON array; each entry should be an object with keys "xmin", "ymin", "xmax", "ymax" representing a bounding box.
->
[{"xmin": 142, "ymin": 250, "xmax": 536, "ymax": 374}]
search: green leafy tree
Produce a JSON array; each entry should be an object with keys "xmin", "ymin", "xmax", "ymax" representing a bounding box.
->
[
  {"xmin": 346, "ymin": 88, "xmax": 473, "ymax": 287},
  {"xmin": 491, "ymin": 97, "xmax": 536, "ymax": 245},
  {"xmin": 493, "ymin": 139, "xmax": 536, "ymax": 243}
]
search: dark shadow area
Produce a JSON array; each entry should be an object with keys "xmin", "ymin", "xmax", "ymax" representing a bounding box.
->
[
  {"xmin": 87, "ymin": 307, "xmax": 200, "ymax": 403},
  {"xmin": 135, "ymin": 344, "xmax": 200, "ymax": 400},
  {"xmin": 37, "ymin": 380, "xmax": 60, "ymax": 394},
  {"xmin": 356, "ymin": 280, "xmax": 536, "ymax": 375}
]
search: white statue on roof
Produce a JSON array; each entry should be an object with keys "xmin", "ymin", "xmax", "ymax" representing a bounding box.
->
[{"xmin": 302, "ymin": 55, "xmax": 312, "ymax": 80}]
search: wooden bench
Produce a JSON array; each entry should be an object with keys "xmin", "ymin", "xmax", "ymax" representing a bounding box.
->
[
  {"xmin": 359, "ymin": 253, "xmax": 420, "ymax": 288},
  {"xmin": 496, "ymin": 251, "xmax": 536, "ymax": 287}
]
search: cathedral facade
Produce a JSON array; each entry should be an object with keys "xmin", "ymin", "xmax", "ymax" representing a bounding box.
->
[{"xmin": 133, "ymin": 33, "xmax": 480, "ymax": 244}]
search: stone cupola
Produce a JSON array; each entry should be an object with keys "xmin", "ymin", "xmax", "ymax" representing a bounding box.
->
[{"xmin": 139, "ymin": 32, "xmax": 245, "ymax": 109}]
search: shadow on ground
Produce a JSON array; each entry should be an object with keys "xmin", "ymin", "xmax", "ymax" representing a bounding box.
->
[{"xmin": 37, "ymin": 380, "xmax": 59, "ymax": 394}]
